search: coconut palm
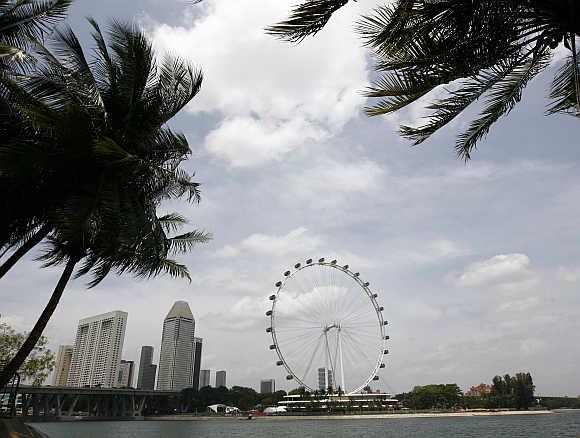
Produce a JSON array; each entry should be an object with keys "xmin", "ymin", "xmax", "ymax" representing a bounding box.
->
[
  {"xmin": 0, "ymin": 20, "xmax": 210, "ymax": 388},
  {"xmin": 268, "ymin": 0, "xmax": 580, "ymax": 159},
  {"xmin": 0, "ymin": 0, "xmax": 72, "ymax": 267}
]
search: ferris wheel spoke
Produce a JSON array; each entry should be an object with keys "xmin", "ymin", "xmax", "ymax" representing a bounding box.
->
[{"xmin": 300, "ymin": 333, "xmax": 324, "ymax": 383}]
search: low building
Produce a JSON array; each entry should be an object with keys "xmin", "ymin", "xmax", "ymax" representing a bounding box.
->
[
  {"xmin": 279, "ymin": 393, "xmax": 398, "ymax": 412},
  {"xmin": 207, "ymin": 404, "xmax": 240, "ymax": 415},
  {"xmin": 466, "ymin": 383, "xmax": 492, "ymax": 397},
  {"xmin": 115, "ymin": 360, "xmax": 134, "ymax": 388}
]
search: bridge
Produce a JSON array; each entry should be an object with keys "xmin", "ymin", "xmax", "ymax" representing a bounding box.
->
[{"xmin": 7, "ymin": 386, "xmax": 181, "ymax": 419}]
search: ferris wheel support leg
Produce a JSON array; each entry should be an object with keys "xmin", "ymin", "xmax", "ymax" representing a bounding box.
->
[
  {"xmin": 324, "ymin": 331, "xmax": 331, "ymax": 392},
  {"xmin": 338, "ymin": 328, "xmax": 346, "ymax": 393}
]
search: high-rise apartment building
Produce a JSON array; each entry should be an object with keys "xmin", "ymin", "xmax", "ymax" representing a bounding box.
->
[
  {"xmin": 156, "ymin": 301, "xmax": 195, "ymax": 390},
  {"xmin": 115, "ymin": 360, "xmax": 134, "ymax": 388},
  {"xmin": 260, "ymin": 379, "xmax": 275, "ymax": 394},
  {"xmin": 215, "ymin": 370, "xmax": 226, "ymax": 388},
  {"xmin": 52, "ymin": 345, "xmax": 73, "ymax": 386},
  {"xmin": 137, "ymin": 346, "xmax": 157, "ymax": 390},
  {"xmin": 192, "ymin": 338, "xmax": 203, "ymax": 391},
  {"xmin": 200, "ymin": 369, "xmax": 211, "ymax": 388},
  {"xmin": 67, "ymin": 311, "xmax": 127, "ymax": 388},
  {"xmin": 318, "ymin": 367, "xmax": 334, "ymax": 391}
]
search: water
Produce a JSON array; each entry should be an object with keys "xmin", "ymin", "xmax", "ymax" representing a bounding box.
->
[{"xmin": 32, "ymin": 411, "xmax": 580, "ymax": 438}]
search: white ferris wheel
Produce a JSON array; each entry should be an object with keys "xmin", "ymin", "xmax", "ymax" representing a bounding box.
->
[{"xmin": 266, "ymin": 258, "xmax": 389, "ymax": 394}]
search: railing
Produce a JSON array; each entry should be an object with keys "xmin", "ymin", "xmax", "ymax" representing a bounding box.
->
[{"xmin": 0, "ymin": 368, "xmax": 20, "ymax": 417}]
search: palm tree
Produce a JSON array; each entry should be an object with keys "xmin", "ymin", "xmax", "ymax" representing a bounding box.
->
[
  {"xmin": 268, "ymin": 0, "xmax": 580, "ymax": 159},
  {"xmin": 0, "ymin": 0, "xmax": 72, "ymax": 268},
  {"xmin": 0, "ymin": 20, "xmax": 210, "ymax": 388}
]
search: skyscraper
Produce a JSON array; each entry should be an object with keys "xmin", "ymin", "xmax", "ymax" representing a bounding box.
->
[
  {"xmin": 116, "ymin": 360, "xmax": 134, "ymax": 388},
  {"xmin": 200, "ymin": 369, "xmax": 211, "ymax": 388},
  {"xmin": 137, "ymin": 346, "xmax": 157, "ymax": 390},
  {"xmin": 192, "ymin": 338, "xmax": 203, "ymax": 391},
  {"xmin": 156, "ymin": 301, "xmax": 195, "ymax": 390},
  {"xmin": 260, "ymin": 379, "xmax": 275, "ymax": 394},
  {"xmin": 215, "ymin": 370, "xmax": 226, "ymax": 388},
  {"xmin": 318, "ymin": 367, "xmax": 334, "ymax": 392},
  {"xmin": 52, "ymin": 345, "xmax": 73, "ymax": 386},
  {"xmin": 67, "ymin": 311, "xmax": 127, "ymax": 388}
]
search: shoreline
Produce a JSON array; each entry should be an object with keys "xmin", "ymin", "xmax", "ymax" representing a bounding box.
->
[{"xmin": 145, "ymin": 410, "xmax": 554, "ymax": 421}]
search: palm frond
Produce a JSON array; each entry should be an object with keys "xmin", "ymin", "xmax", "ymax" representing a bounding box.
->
[
  {"xmin": 168, "ymin": 230, "xmax": 211, "ymax": 255},
  {"xmin": 266, "ymin": 0, "xmax": 350, "ymax": 43},
  {"xmin": 456, "ymin": 49, "xmax": 552, "ymax": 159},
  {"xmin": 547, "ymin": 45, "xmax": 580, "ymax": 116}
]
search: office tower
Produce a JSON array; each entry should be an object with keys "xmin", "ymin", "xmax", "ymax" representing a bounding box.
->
[
  {"xmin": 200, "ymin": 369, "xmax": 211, "ymax": 388},
  {"xmin": 215, "ymin": 370, "xmax": 226, "ymax": 388},
  {"xmin": 116, "ymin": 360, "xmax": 134, "ymax": 388},
  {"xmin": 67, "ymin": 311, "xmax": 128, "ymax": 388},
  {"xmin": 156, "ymin": 301, "xmax": 195, "ymax": 390},
  {"xmin": 260, "ymin": 379, "xmax": 275, "ymax": 394},
  {"xmin": 137, "ymin": 346, "xmax": 157, "ymax": 390},
  {"xmin": 192, "ymin": 338, "xmax": 203, "ymax": 391},
  {"xmin": 317, "ymin": 368, "xmax": 334, "ymax": 391},
  {"xmin": 52, "ymin": 345, "xmax": 73, "ymax": 386},
  {"xmin": 318, "ymin": 368, "xmax": 326, "ymax": 391}
]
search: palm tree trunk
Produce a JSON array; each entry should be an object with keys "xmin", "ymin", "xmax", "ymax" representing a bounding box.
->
[
  {"xmin": 0, "ymin": 225, "xmax": 50, "ymax": 280},
  {"xmin": 0, "ymin": 256, "xmax": 79, "ymax": 389}
]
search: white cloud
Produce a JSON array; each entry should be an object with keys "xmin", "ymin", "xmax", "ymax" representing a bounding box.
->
[
  {"xmin": 556, "ymin": 266, "xmax": 580, "ymax": 283},
  {"xmin": 205, "ymin": 116, "xmax": 326, "ymax": 167},
  {"xmin": 150, "ymin": 0, "xmax": 369, "ymax": 167},
  {"xmin": 450, "ymin": 253, "xmax": 536, "ymax": 289},
  {"xmin": 297, "ymin": 160, "xmax": 385, "ymax": 193},
  {"xmin": 217, "ymin": 227, "xmax": 322, "ymax": 258}
]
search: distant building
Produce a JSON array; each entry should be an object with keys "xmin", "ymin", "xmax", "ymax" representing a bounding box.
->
[
  {"xmin": 260, "ymin": 379, "xmax": 275, "ymax": 394},
  {"xmin": 200, "ymin": 369, "xmax": 211, "ymax": 388},
  {"xmin": 67, "ymin": 311, "xmax": 128, "ymax": 388},
  {"xmin": 116, "ymin": 360, "xmax": 134, "ymax": 388},
  {"xmin": 137, "ymin": 346, "xmax": 157, "ymax": 390},
  {"xmin": 156, "ymin": 301, "xmax": 195, "ymax": 391},
  {"xmin": 192, "ymin": 338, "xmax": 202, "ymax": 391},
  {"xmin": 52, "ymin": 345, "xmax": 73, "ymax": 386},
  {"xmin": 466, "ymin": 383, "xmax": 492, "ymax": 398},
  {"xmin": 215, "ymin": 370, "xmax": 226, "ymax": 388},
  {"xmin": 318, "ymin": 368, "xmax": 333, "ymax": 391}
]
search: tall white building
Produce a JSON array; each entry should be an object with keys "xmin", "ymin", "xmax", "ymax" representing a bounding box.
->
[
  {"xmin": 52, "ymin": 345, "xmax": 73, "ymax": 386},
  {"xmin": 156, "ymin": 301, "xmax": 195, "ymax": 390},
  {"xmin": 67, "ymin": 311, "xmax": 127, "ymax": 388}
]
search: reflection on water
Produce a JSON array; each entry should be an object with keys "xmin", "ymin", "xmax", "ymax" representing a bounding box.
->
[{"xmin": 32, "ymin": 411, "xmax": 580, "ymax": 438}]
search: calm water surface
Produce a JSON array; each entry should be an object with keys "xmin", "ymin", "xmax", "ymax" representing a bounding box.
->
[{"xmin": 32, "ymin": 411, "xmax": 580, "ymax": 438}]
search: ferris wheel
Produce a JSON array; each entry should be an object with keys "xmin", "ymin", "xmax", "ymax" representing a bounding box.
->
[{"xmin": 266, "ymin": 258, "xmax": 389, "ymax": 395}]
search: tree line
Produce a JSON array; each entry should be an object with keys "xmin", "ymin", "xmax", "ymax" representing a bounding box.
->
[{"xmin": 397, "ymin": 372, "xmax": 536, "ymax": 410}]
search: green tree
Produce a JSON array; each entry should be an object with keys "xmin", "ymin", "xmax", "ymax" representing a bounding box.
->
[
  {"xmin": 400, "ymin": 384, "xmax": 463, "ymax": 410},
  {"xmin": 0, "ymin": 20, "xmax": 210, "ymax": 389},
  {"xmin": 0, "ymin": 321, "xmax": 54, "ymax": 386},
  {"xmin": 269, "ymin": 1, "xmax": 580, "ymax": 158}
]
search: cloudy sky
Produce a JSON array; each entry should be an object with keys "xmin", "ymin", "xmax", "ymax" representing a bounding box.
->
[{"xmin": 2, "ymin": 0, "xmax": 580, "ymax": 396}]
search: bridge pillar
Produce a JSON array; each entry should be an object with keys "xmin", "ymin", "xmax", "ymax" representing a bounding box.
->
[{"xmin": 66, "ymin": 395, "xmax": 79, "ymax": 416}]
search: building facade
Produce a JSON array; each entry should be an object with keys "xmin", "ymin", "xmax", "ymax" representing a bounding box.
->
[
  {"xmin": 215, "ymin": 370, "xmax": 226, "ymax": 388},
  {"xmin": 156, "ymin": 301, "xmax": 195, "ymax": 390},
  {"xmin": 260, "ymin": 379, "xmax": 275, "ymax": 394},
  {"xmin": 67, "ymin": 311, "xmax": 128, "ymax": 388},
  {"xmin": 52, "ymin": 345, "xmax": 73, "ymax": 386},
  {"xmin": 192, "ymin": 338, "xmax": 203, "ymax": 391},
  {"xmin": 318, "ymin": 368, "xmax": 334, "ymax": 391},
  {"xmin": 115, "ymin": 360, "xmax": 134, "ymax": 388},
  {"xmin": 200, "ymin": 369, "xmax": 211, "ymax": 388},
  {"xmin": 137, "ymin": 346, "xmax": 157, "ymax": 390}
]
